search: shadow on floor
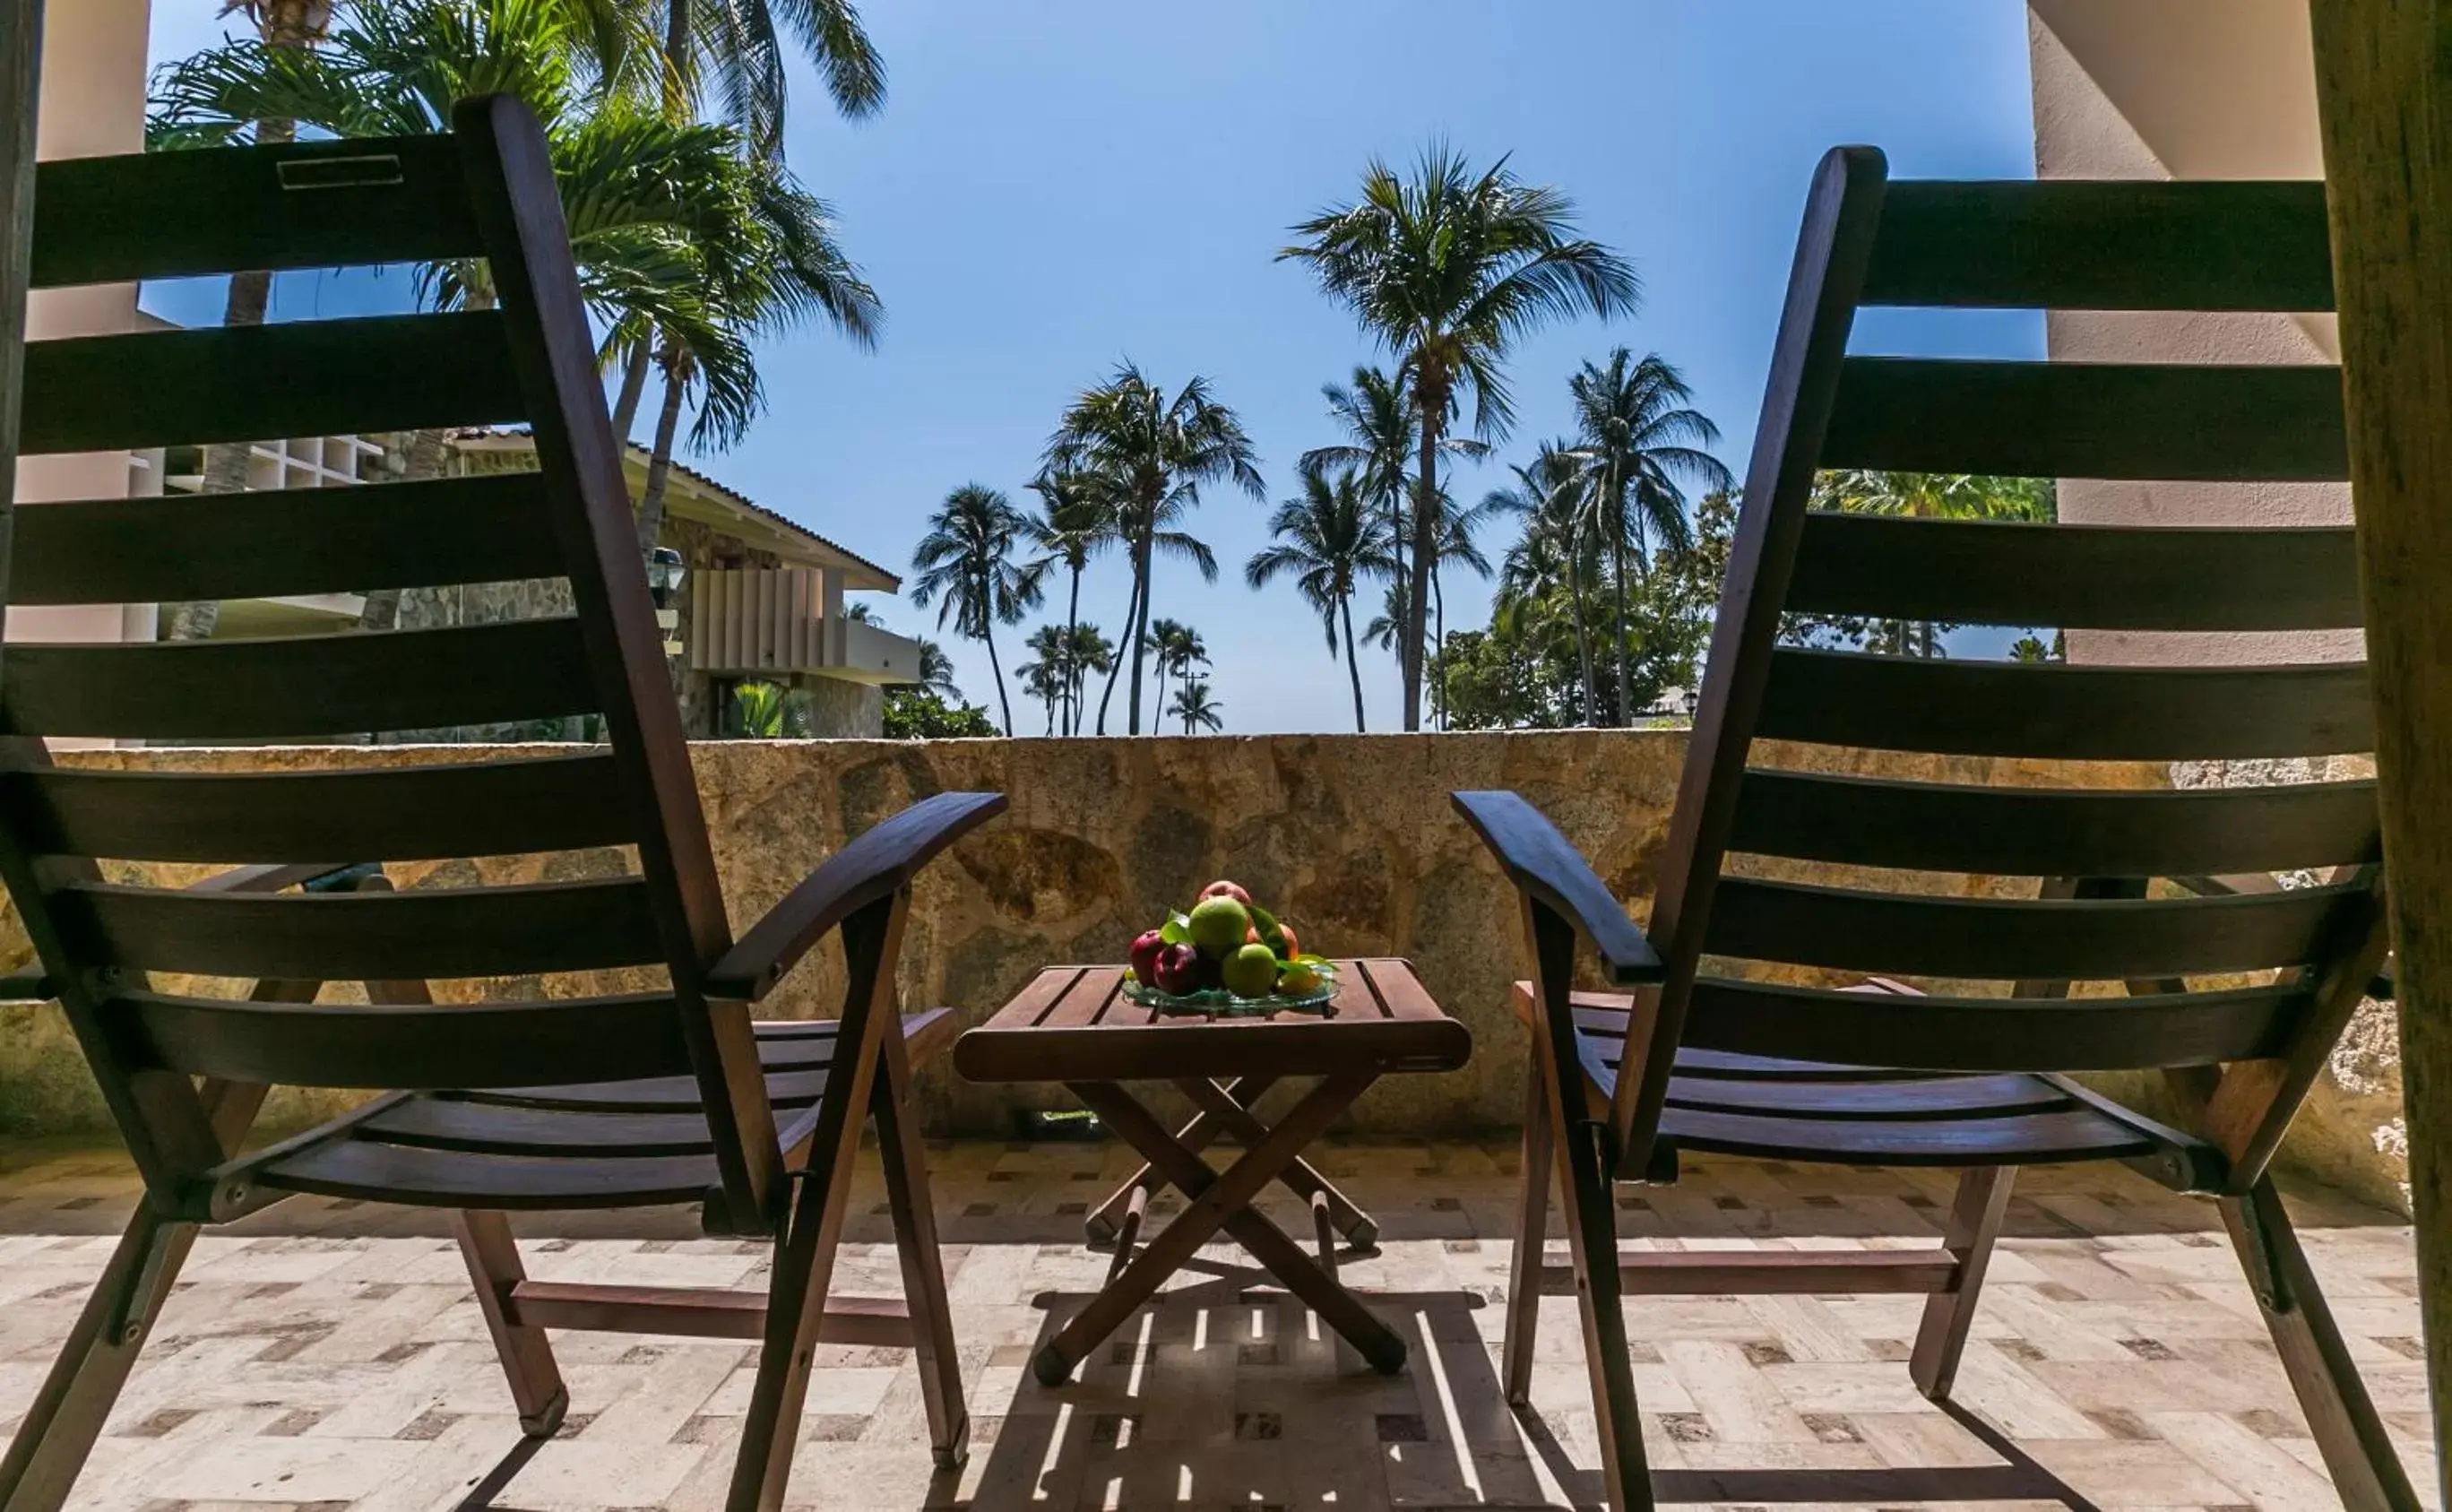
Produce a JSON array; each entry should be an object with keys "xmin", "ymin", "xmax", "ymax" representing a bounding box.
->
[{"xmin": 956, "ymin": 1261, "xmax": 2105, "ymax": 1512}]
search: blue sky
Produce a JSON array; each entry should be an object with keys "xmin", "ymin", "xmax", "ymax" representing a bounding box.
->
[{"xmin": 145, "ymin": 1, "xmax": 2042, "ymax": 734}]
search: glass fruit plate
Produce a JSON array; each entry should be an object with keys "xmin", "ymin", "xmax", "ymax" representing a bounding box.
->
[{"xmin": 1119, "ymin": 964, "xmax": 1340, "ymax": 1019}]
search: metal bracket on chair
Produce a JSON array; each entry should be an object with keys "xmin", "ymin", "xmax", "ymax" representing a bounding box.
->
[
  {"xmin": 100, "ymin": 1214, "xmax": 182, "ymax": 1346},
  {"xmin": 1581, "ymin": 1120, "xmax": 1619, "ymax": 1184},
  {"xmin": 2235, "ymin": 1186, "xmax": 2297, "ymax": 1316}
]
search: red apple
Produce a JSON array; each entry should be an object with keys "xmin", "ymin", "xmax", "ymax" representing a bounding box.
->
[
  {"xmin": 1129, "ymin": 929, "xmax": 1168, "ymax": 988},
  {"xmin": 1199, "ymin": 878, "xmax": 1253, "ymax": 906},
  {"xmin": 1153, "ymin": 943, "xmax": 1204, "ymax": 995}
]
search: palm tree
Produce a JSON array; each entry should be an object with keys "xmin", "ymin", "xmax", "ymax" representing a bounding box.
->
[
  {"xmin": 1142, "ymin": 618, "xmax": 1208, "ymax": 725},
  {"xmin": 1281, "ymin": 144, "xmax": 1638, "ymax": 729},
  {"xmin": 1490, "ymin": 443, "xmax": 1601, "ymax": 721},
  {"xmin": 152, "ymin": 0, "xmax": 871, "ymax": 619},
  {"xmin": 1047, "ymin": 365, "xmax": 1261, "ymax": 734},
  {"xmin": 909, "ymin": 484, "xmax": 1044, "ymax": 737},
  {"xmin": 1024, "ymin": 470, "xmax": 1119, "ymax": 734},
  {"xmin": 1567, "ymin": 350, "xmax": 1732, "ymax": 722},
  {"xmin": 1247, "ymin": 467, "xmax": 1394, "ymax": 732},
  {"xmin": 1362, "ymin": 577, "xmax": 1410, "ymax": 677},
  {"xmin": 1061, "ymin": 622, "xmax": 1114, "ymax": 736},
  {"xmin": 1018, "ymin": 626, "xmax": 1068, "ymax": 735},
  {"xmin": 622, "ymin": 0, "xmax": 885, "ymax": 563},
  {"xmin": 652, "ymin": 0, "xmax": 883, "ymax": 154},
  {"xmin": 913, "ymin": 637, "xmax": 963, "ymax": 701},
  {"xmin": 628, "ymin": 153, "xmax": 877, "ymax": 568},
  {"xmin": 1170, "ymin": 678, "xmax": 1224, "ymax": 735},
  {"xmin": 1141, "ymin": 618, "xmax": 1179, "ymax": 728},
  {"xmin": 1296, "ymin": 365, "xmax": 1480, "ymax": 629}
]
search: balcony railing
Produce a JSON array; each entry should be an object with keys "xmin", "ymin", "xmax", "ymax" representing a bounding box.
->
[{"xmin": 688, "ymin": 566, "xmax": 921, "ymax": 684}]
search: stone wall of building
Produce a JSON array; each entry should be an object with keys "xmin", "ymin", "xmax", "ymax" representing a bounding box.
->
[{"xmin": 0, "ymin": 734, "xmax": 2409, "ymax": 1212}]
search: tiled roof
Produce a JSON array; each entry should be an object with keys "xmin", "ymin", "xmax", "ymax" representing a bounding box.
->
[{"xmin": 451, "ymin": 429, "xmax": 901, "ymax": 590}]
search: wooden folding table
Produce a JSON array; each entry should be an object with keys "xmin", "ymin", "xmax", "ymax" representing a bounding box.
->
[{"xmin": 953, "ymin": 958, "xmax": 1472, "ymax": 1385}]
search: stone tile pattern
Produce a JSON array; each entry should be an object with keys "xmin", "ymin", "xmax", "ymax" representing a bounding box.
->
[{"xmin": 0, "ymin": 1138, "xmax": 2434, "ymax": 1511}]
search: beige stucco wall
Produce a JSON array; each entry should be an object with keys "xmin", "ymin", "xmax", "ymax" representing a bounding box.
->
[{"xmin": 0, "ymin": 734, "xmax": 2412, "ymax": 1214}]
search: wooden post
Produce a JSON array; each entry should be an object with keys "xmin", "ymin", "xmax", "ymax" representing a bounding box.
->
[{"xmin": 2307, "ymin": 4, "xmax": 2452, "ymax": 1499}]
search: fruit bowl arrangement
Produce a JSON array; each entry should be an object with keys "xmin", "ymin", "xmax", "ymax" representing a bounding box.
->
[{"xmin": 1125, "ymin": 879, "xmax": 1338, "ymax": 1017}]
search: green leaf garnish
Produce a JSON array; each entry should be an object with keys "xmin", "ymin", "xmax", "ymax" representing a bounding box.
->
[{"xmin": 1160, "ymin": 912, "xmax": 1190, "ymax": 946}]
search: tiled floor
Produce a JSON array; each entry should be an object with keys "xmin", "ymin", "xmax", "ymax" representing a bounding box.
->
[{"xmin": 0, "ymin": 1136, "xmax": 2434, "ymax": 1511}]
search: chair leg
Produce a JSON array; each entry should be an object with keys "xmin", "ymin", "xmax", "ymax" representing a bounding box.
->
[
  {"xmin": 1910, "ymin": 1166, "xmax": 2015, "ymax": 1402},
  {"xmin": 873, "ymin": 1021, "xmax": 969, "ymax": 1473},
  {"xmin": 1504, "ymin": 1049, "xmax": 1555, "ymax": 1409},
  {"xmin": 1557, "ymin": 1119, "xmax": 1651, "ymax": 1512},
  {"xmin": 450, "ymin": 1211, "xmax": 568, "ymax": 1438},
  {"xmin": 2220, "ymin": 1178, "xmax": 2420, "ymax": 1512},
  {"xmin": 728, "ymin": 895, "xmax": 903, "ymax": 1512},
  {"xmin": 0, "ymin": 1205, "xmax": 197, "ymax": 1512}
]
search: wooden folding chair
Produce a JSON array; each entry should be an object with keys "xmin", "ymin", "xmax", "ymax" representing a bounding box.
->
[
  {"xmin": 1455, "ymin": 148, "xmax": 2419, "ymax": 1512},
  {"xmin": 0, "ymin": 95, "xmax": 1000, "ymax": 1512}
]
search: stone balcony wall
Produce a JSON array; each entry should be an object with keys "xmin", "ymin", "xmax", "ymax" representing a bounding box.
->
[{"xmin": 0, "ymin": 733, "xmax": 2410, "ymax": 1214}]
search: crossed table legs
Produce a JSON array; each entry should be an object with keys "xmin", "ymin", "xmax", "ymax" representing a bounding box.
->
[{"xmin": 1032, "ymin": 1073, "xmax": 1409, "ymax": 1385}]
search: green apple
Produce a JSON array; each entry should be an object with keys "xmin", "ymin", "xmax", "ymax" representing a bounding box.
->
[
  {"xmin": 1221, "ymin": 942, "xmax": 1279, "ymax": 998},
  {"xmin": 1187, "ymin": 895, "xmax": 1250, "ymax": 956}
]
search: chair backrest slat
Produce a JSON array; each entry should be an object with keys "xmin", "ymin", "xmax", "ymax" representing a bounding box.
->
[
  {"xmin": 1822, "ymin": 358, "xmax": 2350, "ymax": 481},
  {"xmin": 30, "ymin": 133, "xmax": 483, "ymax": 287},
  {"xmin": 7, "ymin": 474, "xmax": 563, "ymax": 606},
  {"xmin": 1613, "ymin": 148, "xmax": 2379, "ymax": 1190},
  {"xmin": 1755, "ymin": 652, "xmax": 2374, "ymax": 760},
  {"xmin": 18, "ymin": 313, "xmax": 524, "ymax": 455},
  {"xmin": 8, "ymin": 756, "xmax": 635, "ymax": 864},
  {"xmin": 1704, "ymin": 877, "xmax": 2361, "ymax": 982},
  {"xmin": 0, "ymin": 618, "xmax": 595, "ymax": 740},
  {"xmin": 55, "ymin": 877, "xmax": 663, "ymax": 981},
  {"xmin": 1859, "ymin": 180, "xmax": 2335, "ymax": 312},
  {"xmin": 1683, "ymin": 980, "xmax": 2303, "ymax": 1073},
  {"xmin": 113, "ymin": 990, "xmax": 694, "ymax": 1090},
  {"xmin": 1730, "ymin": 772, "xmax": 2380, "ymax": 878},
  {"xmin": 0, "ymin": 98, "xmax": 786, "ymax": 1226},
  {"xmin": 1786, "ymin": 516, "xmax": 2362, "ymax": 632}
]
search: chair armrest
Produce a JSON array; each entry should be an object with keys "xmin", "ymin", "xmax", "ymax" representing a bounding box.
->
[
  {"xmin": 1452, "ymin": 790, "xmax": 1663, "ymax": 984},
  {"xmin": 707, "ymin": 791, "xmax": 1007, "ymax": 1002}
]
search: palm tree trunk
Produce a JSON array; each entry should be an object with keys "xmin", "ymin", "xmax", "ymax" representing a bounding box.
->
[
  {"xmin": 635, "ymin": 341, "xmax": 688, "ymax": 562},
  {"xmin": 1063, "ymin": 565, "xmax": 1083, "ymax": 735},
  {"xmin": 664, "ymin": 0, "xmax": 693, "ymax": 78},
  {"xmin": 1124, "ymin": 514, "xmax": 1156, "ymax": 734},
  {"xmin": 1341, "ymin": 593, "xmax": 1367, "ymax": 733},
  {"xmin": 1610, "ymin": 536, "xmax": 1633, "ymax": 726},
  {"xmin": 1404, "ymin": 405, "xmax": 1442, "ymax": 732},
  {"xmin": 1567, "ymin": 522, "xmax": 1599, "ymax": 725},
  {"xmin": 982, "ymin": 617, "xmax": 1014, "ymax": 737},
  {"xmin": 1095, "ymin": 574, "xmax": 1138, "ymax": 734},
  {"xmin": 609, "ymin": 337, "xmax": 652, "ymax": 442},
  {"xmin": 1432, "ymin": 567, "xmax": 1447, "ymax": 730}
]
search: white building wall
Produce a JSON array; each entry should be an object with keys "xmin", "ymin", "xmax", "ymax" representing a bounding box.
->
[
  {"xmin": 2026, "ymin": 1, "xmax": 2355, "ymax": 668},
  {"xmin": 16, "ymin": 0, "xmax": 151, "ymax": 661}
]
